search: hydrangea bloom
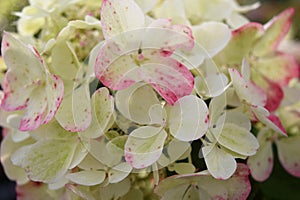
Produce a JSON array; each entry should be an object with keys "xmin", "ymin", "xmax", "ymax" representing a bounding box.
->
[{"xmin": 0, "ymin": 0, "xmax": 299, "ymax": 199}]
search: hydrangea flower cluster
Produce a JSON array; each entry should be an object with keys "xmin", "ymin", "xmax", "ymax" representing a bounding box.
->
[{"xmin": 0, "ymin": 0, "xmax": 299, "ymax": 199}]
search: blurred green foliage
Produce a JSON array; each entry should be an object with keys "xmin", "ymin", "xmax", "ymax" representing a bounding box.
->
[{"xmin": 0, "ymin": 0, "xmax": 28, "ymax": 35}]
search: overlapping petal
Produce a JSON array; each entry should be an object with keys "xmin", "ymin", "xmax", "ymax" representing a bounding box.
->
[{"xmin": 1, "ymin": 32, "xmax": 64, "ymax": 131}]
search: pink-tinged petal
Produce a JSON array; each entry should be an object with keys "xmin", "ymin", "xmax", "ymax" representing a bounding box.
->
[
  {"xmin": 146, "ymin": 18, "xmax": 194, "ymax": 52},
  {"xmin": 139, "ymin": 52, "xmax": 194, "ymax": 105},
  {"xmin": 229, "ymin": 68, "xmax": 267, "ymax": 107},
  {"xmin": 16, "ymin": 182, "xmax": 54, "ymax": 200},
  {"xmin": 155, "ymin": 164, "xmax": 251, "ymax": 200},
  {"xmin": 1, "ymin": 32, "xmax": 44, "ymax": 77},
  {"xmin": 276, "ymin": 134, "xmax": 300, "ymax": 178},
  {"xmin": 202, "ymin": 145, "xmax": 237, "ymax": 180},
  {"xmin": 267, "ymin": 115, "xmax": 286, "ymax": 134},
  {"xmin": 1, "ymin": 32, "xmax": 45, "ymax": 111},
  {"xmin": 100, "ymin": 0, "xmax": 145, "ymax": 39},
  {"xmin": 252, "ymin": 106, "xmax": 287, "ymax": 136},
  {"xmin": 124, "ymin": 126, "xmax": 167, "ymax": 169},
  {"xmin": 225, "ymin": 164, "xmax": 251, "ymax": 200},
  {"xmin": 255, "ymin": 52, "xmax": 299, "ymax": 87},
  {"xmin": 55, "ymin": 78, "xmax": 91, "ymax": 132},
  {"xmin": 252, "ymin": 74, "xmax": 283, "ymax": 112},
  {"xmin": 19, "ymin": 87, "xmax": 47, "ymax": 131},
  {"xmin": 247, "ymin": 128, "xmax": 274, "ymax": 181},
  {"xmin": 214, "ymin": 22, "xmax": 264, "ymax": 65},
  {"xmin": 254, "ymin": 8, "xmax": 295, "ymax": 55},
  {"xmin": 94, "ymin": 42, "xmax": 140, "ymax": 90},
  {"xmin": 42, "ymin": 74, "xmax": 64, "ymax": 124},
  {"xmin": 1, "ymin": 70, "xmax": 35, "ymax": 111},
  {"xmin": 264, "ymin": 82, "xmax": 283, "ymax": 112},
  {"xmin": 1, "ymin": 32, "xmax": 61, "ymax": 131}
]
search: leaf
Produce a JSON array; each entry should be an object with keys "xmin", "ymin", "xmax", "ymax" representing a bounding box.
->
[
  {"xmin": 124, "ymin": 126, "xmax": 167, "ymax": 169},
  {"xmin": 66, "ymin": 170, "xmax": 106, "ymax": 186},
  {"xmin": 247, "ymin": 128, "xmax": 274, "ymax": 181},
  {"xmin": 100, "ymin": 0, "xmax": 145, "ymax": 39},
  {"xmin": 169, "ymin": 95, "xmax": 209, "ymax": 141},
  {"xmin": 11, "ymin": 139, "xmax": 78, "ymax": 183}
]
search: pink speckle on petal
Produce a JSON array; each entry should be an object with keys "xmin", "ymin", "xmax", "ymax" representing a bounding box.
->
[
  {"xmin": 205, "ymin": 114, "xmax": 210, "ymax": 124},
  {"xmin": 125, "ymin": 153, "xmax": 133, "ymax": 165},
  {"xmin": 137, "ymin": 54, "xmax": 144, "ymax": 60},
  {"xmin": 268, "ymin": 157, "xmax": 273, "ymax": 163},
  {"xmin": 159, "ymin": 49, "xmax": 173, "ymax": 57}
]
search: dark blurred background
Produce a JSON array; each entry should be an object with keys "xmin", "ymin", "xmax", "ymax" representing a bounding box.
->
[{"xmin": 0, "ymin": 0, "xmax": 299, "ymax": 199}]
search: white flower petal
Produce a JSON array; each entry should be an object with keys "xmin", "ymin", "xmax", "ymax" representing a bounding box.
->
[
  {"xmin": 66, "ymin": 170, "xmax": 106, "ymax": 186},
  {"xmin": 202, "ymin": 145, "xmax": 237, "ymax": 179},
  {"xmin": 169, "ymin": 95, "xmax": 209, "ymax": 141},
  {"xmin": 193, "ymin": 22, "xmax": 231, "ymax": 57},
  {"xmin": 125, "ymin": 126, "xmax": 167, "ymax": 169}
]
